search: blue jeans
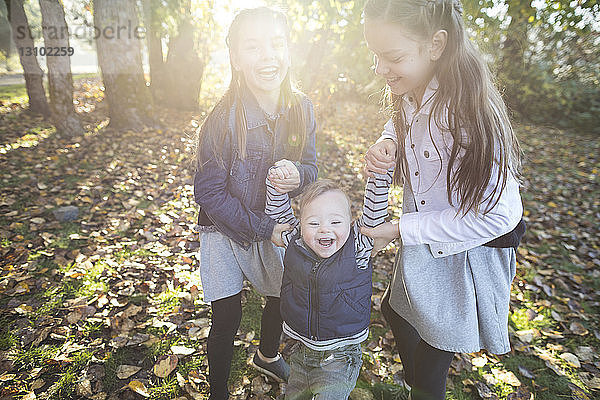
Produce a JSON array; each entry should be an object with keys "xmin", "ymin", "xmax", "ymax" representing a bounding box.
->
[{"xmin": 285, "ymin": 342, "xmax": 363, "ymax": 400}]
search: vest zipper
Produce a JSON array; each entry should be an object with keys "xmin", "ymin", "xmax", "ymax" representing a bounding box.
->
[{"xmin": 309, "ymin": 260, "xmax": 322, "ymax": 340}]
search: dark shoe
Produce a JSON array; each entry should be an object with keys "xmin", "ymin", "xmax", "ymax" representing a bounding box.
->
[{"xmin": 250, "ymin": 352, "xmax": 290, "ymax": 383}]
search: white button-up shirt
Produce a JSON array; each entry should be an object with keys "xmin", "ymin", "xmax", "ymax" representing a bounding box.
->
[{"xmin": 381, "ymin": 78, "xmax": 523, "ymax": 258}]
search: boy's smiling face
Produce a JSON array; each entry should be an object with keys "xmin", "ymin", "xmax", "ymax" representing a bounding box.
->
[{"xmin": 300, "ymin": 190, "xmax": 352, "ymax": 258}]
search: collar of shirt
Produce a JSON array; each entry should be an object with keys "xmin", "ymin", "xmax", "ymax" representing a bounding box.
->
[
  {"xmin": 240, "ymin": 88, "xmax": 287, "ymax": 130},
  {"xmin": 402, "ymin": 76, "xmax": 439, "ymax": 117}
]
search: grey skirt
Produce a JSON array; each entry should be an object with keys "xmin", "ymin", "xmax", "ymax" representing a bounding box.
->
[
  {"xmin": 387, "ymin": 242, "xmax": 516, "ymax": 354},
  {"xmin": 196, "ymin": 228, "xmax": 285, "ymax": 303}
]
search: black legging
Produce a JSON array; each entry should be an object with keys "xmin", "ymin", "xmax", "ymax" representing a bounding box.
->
[
  {"xmin": 207, "ymin": 292, "xmax": 283, "ymax": 400},
  {"xmin": 381, "ymin": 288, "xmax": 455, "ymax": 400}
]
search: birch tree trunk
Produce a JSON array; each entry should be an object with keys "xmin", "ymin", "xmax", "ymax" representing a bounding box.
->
[
  {"xmin": 38, "ymin": 0, "xmax": 82, "ymax": 135},
  {"xmin": 5, "ymin": 0, "xmax": 50, "ymax": 117},
  {"xmin": 93, "ymin": 0, "xmax": 153, "ymax": 130}
]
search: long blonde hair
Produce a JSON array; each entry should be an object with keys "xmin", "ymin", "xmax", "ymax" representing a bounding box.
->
[
  {"xmin": 197, "ymin": 7, "xmax": 307, "ymax": 169},
  {"xmin": 364, "ymin": 0, "xmax": 522, "ymax": 215}
]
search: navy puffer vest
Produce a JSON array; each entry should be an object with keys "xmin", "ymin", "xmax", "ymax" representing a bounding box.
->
[{"xmin": 280, "ymin": 226, "xmax": 372, "ymax": 341}]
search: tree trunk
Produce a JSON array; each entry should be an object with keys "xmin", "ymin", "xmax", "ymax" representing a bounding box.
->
[
  {"xmin": 93, "ymin": 0, "xmax": 153, "ymax": 130},
  {"xmin": 5, "ymin": 0, "xmax": 50, "ymax": 117},
  {"xmin": 499, "ymin": 0, "xmax": 535, "ymax": 110},
  {"xmin": 159, "ymin": 0, "xmax": 203, "ymax": 110},
  {"xmin": 141, "ymin": 0, "xmax": 166, "ymax": 102},
  {"xmin": 501, "ymin": 0, "xmax": 533, "ymax": 68},
  {"xmin": 1, "ymin": 2, "xmax": 13, "ymax": 63},
  {"xmin": 300, "ymin": 29, "xmax": 330, "ymax": 93},
  {"xmin": 161, "ymin": 17, "xmax": 203, "ymax": 110},
  {"xmin": 38, "ymin": 0, "xmax": 82, "ymax": 135}
]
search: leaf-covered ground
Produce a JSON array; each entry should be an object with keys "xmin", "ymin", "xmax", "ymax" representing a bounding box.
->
[{"xmin": 0, "ymin": 78, "xmax": 599, "ymax": 400}]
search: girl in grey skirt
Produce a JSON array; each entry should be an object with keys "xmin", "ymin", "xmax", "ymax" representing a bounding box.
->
[
  {"xmin": 361, "ymin": 0, "xmax": 524, "ymax": 399},
  {"xmin": 194, "ymin": 8, "xmax": 318, "ymax": 399}
]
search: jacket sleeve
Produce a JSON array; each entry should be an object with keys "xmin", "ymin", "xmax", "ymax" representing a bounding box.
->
[
  {"xmin": 288, "ymin": 98, "xmax": 318, "ymax": 198},
  {"xmin": 400, "ymin": 163, "xmax": 523, "ymax": 246},
  {"xmin": 378, "ymin": 118, "xmax": 398, "ymax": 143},
  {"xmin": 194, "ymin": 122, "xmax": 276, "ymax": 242}
]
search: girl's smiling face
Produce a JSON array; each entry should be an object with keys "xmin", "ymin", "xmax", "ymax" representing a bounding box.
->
[
  {"xmin": 231, "ymin": 16, "xmax": 291, "ymax": 98},
  {"xmin": 364, "ymin": 17, "xmax": 443, "ymax": 96},
  {"xmin": 300, "ymin": 190, "xmax": 352, "ymax": 259}
]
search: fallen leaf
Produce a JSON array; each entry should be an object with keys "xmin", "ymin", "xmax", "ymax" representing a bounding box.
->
[
  {"xmin": 171, "ymin": 345, "xmax": 196, "ymax": 356},
  {"xmin": 569, "ymin": 321, "xmax": 589, "ymax": 336},
  {"xmin": 116, "ymin": 365, "xmax": 141, "ymax": 379},
  {"xmin": 128, "ymin": 380, "xmax": 150, "ymax": 397},
  {"xmin": 559, "ymin": 352, "xmax": 580, "ymax": 368},
  {"xmin": 517, "ymin": 365, "xmax": 535, "ymax": 379},
  {"xmin": 153, "ymin": 354, "xmax": 178, "ymax": 378}
]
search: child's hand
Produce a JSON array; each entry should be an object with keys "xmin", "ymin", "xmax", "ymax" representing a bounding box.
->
[
  {"xmin": 268, "ymin": 159, "xmax": 300, "ymax": 193},
  {"xmin": 271, "ymin": 223, "xmax": 291, "ymax": 247}
]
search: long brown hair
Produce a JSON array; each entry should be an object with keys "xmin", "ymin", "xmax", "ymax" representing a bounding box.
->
[
  {"xmin": 364, "ymin": 0, "xmax": 522, "ymax": 216},
  {"xmin": 197, "ymin": 7, "xmax": 307, "ymax": 169}
]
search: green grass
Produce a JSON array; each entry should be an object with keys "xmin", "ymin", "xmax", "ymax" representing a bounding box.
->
[
  {"xmin": 229, "ymin": 345, "xmax": 249, "ymax": 389},
  {"xmin": 149, "ymin": 376, "xmax": 180, "ymax": 400},
  {"xmin": 12, "ymin": 344, "xmax": 60, "ymax": 371},
  {"xmin": 509, "ymin": 305, "xmax": 555, "ymax": 332},
  {"xmin": 239, "ymin": 288, "xmax": 264, "ymax": 334},
  {"xmin": 501, "ymin": 354, "xmax": 571, "ymax": 400},
  {"xmin": 44, "ymin": 349, "xmax": 95, "ymax": 399},
  {"xmin": 147, "ymin": 336, "xmax": 179, "ymax": 360},
  {"xmin": 0, "ymin": 318, "xmax": 16, "ymax": 351},
  {"xmin": 0, "ymin": 83, "xmax": 28, "ymax": 103},
  {"xmin": 227, "ymin": 288, "xmax": 266, "ymax": 391},
  {"xmin": 7, "ymin": 221, "xmax": 36, "ymax": 242},
  {"xmin": 50, "ymin": 222, "xmax": 86, "ymax": 250},
  {"xmin": 0, "ymin": 73, "xmax": 100, "ymax": 103},
  {"xmin": 29, "ymin": 257, "xmax": 112, "ymax": 323},
  {"xmin": 367, "ymin": 319, "xmax": 387, "ymax": 344},
  {"xmin": 103, "ymin": 346, "xmax": 149, "ymax": 392},
  {"xmin": 81, "ymin": 320, "xmax": 104, "ymax": 338},
  {"xmin": 113, "ymin": 246, "xmax": 155, "ymax": 262},
  {"xmin": 355, "ymin": 380, "xmax": 408, "ymax": 400},
  {"xmin": 103, "ymin": 334, "xmax": 199, "ymax": 399},
  {"xmin": 178, "ymin": 355, "xmax": 206, "ymax": 376},
  {"xmin": 152, "ymin": 286, "xmax": 183, "ymax": 317}
]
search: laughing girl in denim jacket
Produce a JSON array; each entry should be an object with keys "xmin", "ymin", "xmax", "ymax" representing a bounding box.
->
[{"xmin": 193, "ymin": 7, "xmax": 317, "ymax": 400}]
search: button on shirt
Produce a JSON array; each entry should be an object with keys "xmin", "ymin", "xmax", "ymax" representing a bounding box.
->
[{"xmin": 380, "ymin": 77, "xmax": 523, "ymax": 258}]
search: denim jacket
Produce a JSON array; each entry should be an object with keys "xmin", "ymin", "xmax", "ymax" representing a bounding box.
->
[{"xmin": 194, "ymin": 89, "xmax": 318, "ymax": 249}]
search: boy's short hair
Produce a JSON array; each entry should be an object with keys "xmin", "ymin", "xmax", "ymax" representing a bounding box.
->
[{"xmin": 299, "ymin": 179, "xmax": 351, "ymax": 217}]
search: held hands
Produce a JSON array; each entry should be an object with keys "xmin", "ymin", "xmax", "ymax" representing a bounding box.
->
[
  {"xmin": 360, "ymin": 220, "xmax": 400, "ymax": 253},
  {"xmin": 268, "ymin": 159, "xmax": 300, "ymax": 193},
  {"xmin": 363, "ymin": 138, "xmax": 397, "ymax": 178},
  {"xmin": 271, "ymin": 223, "xmax": 291, "ymax": 247}
]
